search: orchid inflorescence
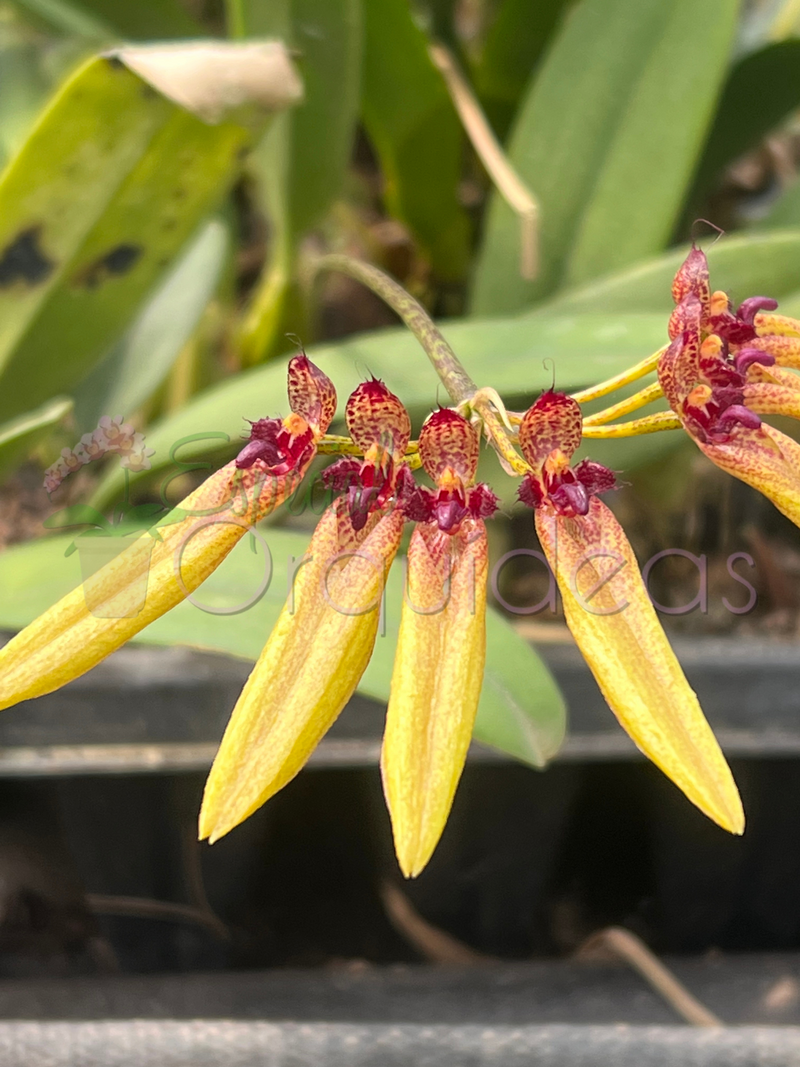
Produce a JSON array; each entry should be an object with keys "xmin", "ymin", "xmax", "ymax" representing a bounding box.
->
[{"xmin": 4, "ymin": 246, "xmax": 800, "ymax": 875}]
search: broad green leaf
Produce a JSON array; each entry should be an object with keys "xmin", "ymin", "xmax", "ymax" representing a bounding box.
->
[
  {"xmin": 473, "ymin": 0, "xmax": 572, "ymax": 142},
  {"xmin": 14, "ymin": 0, "xmax": 203, "ymax": 38},
  {"xmin": 90, "ymin": 310, "xmax": 672, "ymax": 508},
  {"xmin": 12, "ymin": 0, "xmax": 110, "ymax": 38},
  {"xmin": 235, "ymin": 0, "xmax": 362, "ymax": 362},
  {"xmin": 0, "ymin": 26, "xmax": 51, "ymax": 167},
  {"xmin": 73, "ymin": 218, "xmax": 230, "ymax": 431},
  {"xmin": 756, "ymin": 170, "xmax": 800, "ymax": 230},
  {"xmin": 683, "ymin": 41, "xmax": 800, "ymax": 228},
  {"xmin": 0, "ymin": 529, "xmax": 566, "ymax": 766},
  {"xmin": 238, "ymin": 0, "xmax": 362, "ymax": 238},
  {"xmin": 0, "ymin": 396, "xmax": 72, "ymax": 482},
  {"xmin": 361, "ymin": 0, "xmax": 469, "ymax": 279},
  {"xmin": 0, "ymin": 44, "xmax": 300, "ymax": 424},
  {"xmin": 471, "ymin": 0, "xmax": 740, "ymax": 314},
  {"xmin": 63, "ymin": 0, "xmax": 203, "ymax": 38},
  {"xmin": 549, "ymin": 229, "xmax": 800, "ymax": 314}
]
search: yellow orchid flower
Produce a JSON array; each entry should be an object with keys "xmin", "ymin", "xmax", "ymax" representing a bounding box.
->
[
  {"xmin": 0, "ymin": 354, "xmax": 336, "ymax": 710},
  {"xmin": 381, "ymin": 408, "xmax": 499, "ymax": 877},
  {"xmin": 516, "ymin": 390, "xmax": 744, "ymax": 835},
  {"xmin": 199, "ymin": 378, "xmax": 414, "ymax": 843}
]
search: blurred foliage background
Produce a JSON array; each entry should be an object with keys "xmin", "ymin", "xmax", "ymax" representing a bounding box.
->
[{"xmin": 5, "ymin": 0, "xmax": 800, "ymax": 758}]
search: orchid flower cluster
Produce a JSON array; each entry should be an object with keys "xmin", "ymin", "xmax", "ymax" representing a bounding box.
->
[
  {"xmin": 44, "ymin": 415, "xmax": 155, "ymax": 494},
  {"xmin": 4, "ymin": 248, "xmax": 800, "ymax": 876}
]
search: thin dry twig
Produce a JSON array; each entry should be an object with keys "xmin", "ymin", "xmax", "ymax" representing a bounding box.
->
[
  {"xmin": 87, "ymin": 893, "xmax": 230, "ymax": 943},
  {"xmin": 578, "ymin": 926, "xmax": 723, "ymax": 1027},
  {"xmin": 381, "ymin": 881, "xmax": 495, "ymax": 966},
  {"xmin": 429, "ymin": 43, "xmax": 539, "ymax": 281}
]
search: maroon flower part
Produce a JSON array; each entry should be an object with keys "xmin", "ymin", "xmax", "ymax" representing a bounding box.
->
[
  {"xmin": 405, "ymin": 408, "xmax": 498, "ymax": 533},
  {"xmin": 668, "ymin": 245, "xmax": 778, "ymax": 346},
  {"xmin": 517, "ymin": 392, "xmax": 616, "ymax": 518},
  {"xmin": 660, "ymin": 266, "xmax": 778, "ymax": 447},
  {"xmin": 659, "ymin": 325, "xmax": 767, "ymax": 446},
  {"xmin": 236, "ymin": 355, "xmax": 336, "ymax": 474},
  {"xmin": 658, "ymin": 246, "xmax": 800, "ymax": 534},
  {"xmin": 322, "ymin": 379, "xmax": 414, "ymax": 531}
]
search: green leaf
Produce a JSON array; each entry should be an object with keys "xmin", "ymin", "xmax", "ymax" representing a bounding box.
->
[
  {"xmin": 473, "ymin": 0, "xmax": 572, "ymax": 142},
  {"xmin": 0, "ymin": 27, "xmax": 52, "ymax": 167},
  {"xmin": 683, "ymin": 41, "xmax": 800, "ymax": 228},
  {"xmin": 549, "ymin": 229, "xmax": 800, "ymax": 314},
  {"xmin": 67, "ymin": 0, "xmax": 203, "ymax": 38},
  {"xmin": 471, "ymin": 0, "xmax": 740, "ymax": 314},
  {"xmin": 238, "ymin": 0, "xmax": 362, "ymax": 238},
  {"xmin": 0, "ymin": 44, "xmax": 300, "ymax": 424},
  {"xmin": 234, "ymin": 0, "xmax": 362, "ymax": 362},
  {"xmin": 0, "ymin": 528, "xmax": 566, "ymax": 766},
  {"xmin": 0, "ymin": 396, "xmax": 72, "ymax": 482},
  {"xmin": 361, "ymin": 0, "xmax": 469, "ymax": 279},
  {"xmin": 73, "ymin": 217, "xmax": 230, "ymax": 431},
  {"xmin": 12, "ymin": 0, "xmax": 111, "ymax": 39}
]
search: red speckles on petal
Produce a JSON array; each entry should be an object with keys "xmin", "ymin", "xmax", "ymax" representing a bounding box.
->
[
  {"xmin": 287, "ymin": 355, "xmax": 337, "ymax": 434},
  {"xmin": 671, "ymin": 245, "xmax": 710, "ymax": 310},
  {"xmin": 346, "ymin": 379, "xmax": 411, "ymax": 458},
  {"xmin": 518, "ymin": 391, "xmax": 582, "ymax": 470},
  {"xmin": 419, "ymin": 408, "xmax": 479, "ymax": 484},
  {"xmin": 658, "ymin": 332, "xmax": 700, "ymax": 413}
]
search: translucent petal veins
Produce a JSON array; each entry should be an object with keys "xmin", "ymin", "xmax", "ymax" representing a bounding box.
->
[
  {"xmin": 535, "ymin": 500, "xmax": 743, "ymax": 835},
  {"xmin": 199, "ymin": 500, "xmax": 405, "ymax": 843}
]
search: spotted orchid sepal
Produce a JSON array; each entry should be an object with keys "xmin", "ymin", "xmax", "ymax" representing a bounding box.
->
[
  {"xmin": 0, "ymin": 355, "xmax": 336, "ymax": 712},
  {"xmin": 321, "ymin": 378, "xmax": 414, "ymax": 531},
  {"xmin": 382, "ymin": 409, "xmax": 499, "ymax": 878},
  {"xmin": 235, "ymin": 353, "xmax": 337, "ymax": 472},
  {"xmin": 199, "ymin": 381, "xmax": 414, "ymax": 844},
  {"xmin": 517, "ymin": 391, "xmax": 744, "ymax": 835}
]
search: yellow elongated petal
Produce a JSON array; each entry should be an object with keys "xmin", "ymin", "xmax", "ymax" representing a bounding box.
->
[
  {"xmin": 381, "ymin": 519, "xmax": 488, "ymax": 878},
  {"xmin": 751, "ymin": 334, "xmax": 800, "ymax": 367},
  {"xmin": 0, "ymin": 462, "xmax": 299, "ymax": 710},
  {"xmin": 755, "ymin": 313, "xmax": 800, "ymax": 338},
  {"xmin": 745, "ymin": 381, "xmax": 800, "ymax": 419},
  {"xmin": 536, "ymin": 499, "xmax": 743, "ymax": 834},
  {"xmin": 700, "ymin": 423, "xmax": 800, "ymax": 531},
  {"xmin": 199, "ymin": 502, "xmax": 405, "ymax": 843}
]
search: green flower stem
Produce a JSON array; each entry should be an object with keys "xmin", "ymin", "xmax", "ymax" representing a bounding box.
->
[
  {"xmin": 314, "ymin": 255, "xmax": 477, "ymax": 404},
  {"xmin": 313, "ymin": 255, "xmax": 530, "ymax": 474}
]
